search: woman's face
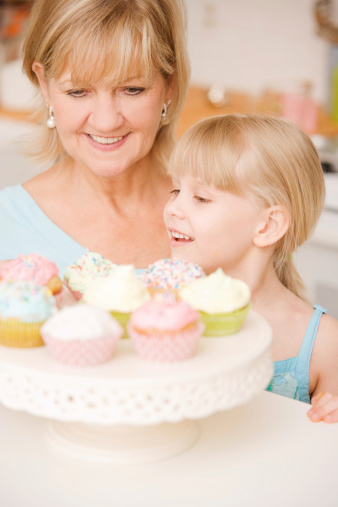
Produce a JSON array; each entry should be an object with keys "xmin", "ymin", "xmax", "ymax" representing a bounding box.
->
[{"xmin": 34, "ymin": 64, "xmax": 172, "ymax": 177}]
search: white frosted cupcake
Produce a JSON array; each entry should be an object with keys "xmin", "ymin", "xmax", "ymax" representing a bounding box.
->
[
  {"xmin": 82, "ymin": 265, "xmax": 151, "ymax": 338},
  {"xmin": 41, "ymin": 304, "xmax": 123, "ymax": 366},
  {"xmin": 179, "ymin": 268, "xmax": 251, "ymax": 336},
  {"xmin": 64, "ymin": 250, "xmax": 115, "ymax": 300}
]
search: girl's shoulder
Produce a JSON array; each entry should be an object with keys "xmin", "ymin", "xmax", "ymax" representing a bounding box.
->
[{"xmin": 316, "ymin": 311, "xmax": 338, "ymax": 344}]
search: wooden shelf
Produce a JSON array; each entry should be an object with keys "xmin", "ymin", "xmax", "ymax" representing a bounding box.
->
[{"xmin": 177, "ymin": 86, "xmax": 338, "ymax": 138}]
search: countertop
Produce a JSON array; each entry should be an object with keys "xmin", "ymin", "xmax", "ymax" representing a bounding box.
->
[{"xmin": 0, "ymin": 390, "xmax": 337, "ymax": 507}]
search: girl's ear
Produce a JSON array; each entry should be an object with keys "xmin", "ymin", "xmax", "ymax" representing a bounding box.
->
[
  {"xmin": 253, "ymin": 205, "xmax": 290, "ymax": 248},
  {"xmin": 31, "ymin": 62, "xmax": 50, "ymax": 104}
]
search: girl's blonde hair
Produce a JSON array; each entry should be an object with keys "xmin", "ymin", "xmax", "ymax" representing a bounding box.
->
[
  {"xmin": 22, "ymin": 0, "xmax": 190, "ymax": 169},
  {"xmin": 168, "ymin": 114, "xmax": 325, "ymax": 301}
]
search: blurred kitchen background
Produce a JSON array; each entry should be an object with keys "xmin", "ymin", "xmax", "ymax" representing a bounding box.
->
[{"xmin": 0, "ymin": 0, "xmax": 337, "ymax": 317}]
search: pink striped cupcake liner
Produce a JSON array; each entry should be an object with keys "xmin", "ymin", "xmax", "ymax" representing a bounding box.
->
[
  {"xmin": 128, "ymin": 321, "xmax": 204, "ymax": 362},
  {"xmin": 42, "ymin": 333, "xmax": 120, "ymax": 366}
]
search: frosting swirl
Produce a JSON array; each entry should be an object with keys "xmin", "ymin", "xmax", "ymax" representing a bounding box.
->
[
  {"xmin": 64, "ymin": 251, "xmax": 115, "ymax": 293},
  {"xmin": 0, "ymin": 280, "xmax": 56, "ymax": 322},
  {"xmin": 83, "ymin": 265, "xmax": 150, "ymax": 312},
  {"xmin": 179, "ymin": 268, "xmax": 251, "ymax": 314},
  {"xmin": 130, "ymin": 298, "xmax": 200, "ymax": 332},
  {"xmin": 41, "ymin": 304, "xmax": 123, "ymax": 341},
  {"xmin": 0, "ymin": 253, "xmax": 59, "ymax": 286}
]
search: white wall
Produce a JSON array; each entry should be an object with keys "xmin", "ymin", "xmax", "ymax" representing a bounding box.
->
[{"xmin": 186, "ymin": 0, "xmax": 330, "ymax": 104}]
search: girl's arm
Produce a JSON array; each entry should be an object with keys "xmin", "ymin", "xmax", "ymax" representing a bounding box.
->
[{"xmin": 307, "ymin": 314, "xmax": 338, "ymax": 423}]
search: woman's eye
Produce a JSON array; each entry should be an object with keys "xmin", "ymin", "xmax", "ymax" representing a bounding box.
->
[
  {"xmin": 123, "ymin": 87, "xmax": 145, "ymax": 96},
  {"xmin": 67, "ymin": 89, "xmax": 88, "ymax": 98},
  {"xmin": 170, "ymin": 189, "xmax": 180, "ymax": 196},
  {"xmin": 194, "ymin": 196, "xmax": 210, "ymax": 204}
]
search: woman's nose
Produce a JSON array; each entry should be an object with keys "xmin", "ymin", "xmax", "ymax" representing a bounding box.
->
[{"xmin": 89, "ymin": 93, "xmax": 124, "ymax": 132}]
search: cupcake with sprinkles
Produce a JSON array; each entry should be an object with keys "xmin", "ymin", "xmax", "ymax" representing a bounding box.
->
[
  {"xmin": 64, "ymin": 250, "xmax": 115, "ymax": 300},
  {"xmin": 0, "ymin": 280, "xmax": 56, "ymax": 348},
  {"xmin": 138, "ymin": 257, "xmax": 205, "ymax": 296},
  {"xmin": 0, "ymin": 253, "xmax": 62, "ymax": 297}
]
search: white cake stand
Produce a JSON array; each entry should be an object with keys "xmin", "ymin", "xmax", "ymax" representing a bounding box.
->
[{"xmin": 0, "ymin": 311, "xmax": 273, "ymax": 464}]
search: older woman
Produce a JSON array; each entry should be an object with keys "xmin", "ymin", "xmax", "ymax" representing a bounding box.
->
[{"xmin": 0, "ymin": 0, "xmax": 190, "ymax": 275}]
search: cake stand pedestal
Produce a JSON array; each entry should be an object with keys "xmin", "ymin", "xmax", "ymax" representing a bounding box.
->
[{"xmin": 0, "ymin": 311, "xmax": 273, "ymax": 463}]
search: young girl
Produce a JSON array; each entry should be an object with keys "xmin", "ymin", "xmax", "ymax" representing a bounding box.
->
[{"xmin": 163, "ymin": 114, "xmax": 338, "ymax": 423}]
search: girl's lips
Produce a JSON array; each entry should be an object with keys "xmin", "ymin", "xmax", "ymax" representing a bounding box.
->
[
  {"xmin": 85, "ymin": 132, "xmax": 129, "ymax": 151},
  {"xmin": 168, "ymin": 228, "xmax": 193, "ymax": 243}
]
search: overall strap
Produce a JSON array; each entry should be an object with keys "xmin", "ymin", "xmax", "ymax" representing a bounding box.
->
[{"xmin": 296, "ymin": 304, "xmax": 327, "ymax": 403}]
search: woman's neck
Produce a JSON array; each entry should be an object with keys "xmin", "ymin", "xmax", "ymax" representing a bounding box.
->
[{"xmin": 39, "ymin": 153, "xmax": 171, "ymax": 214}]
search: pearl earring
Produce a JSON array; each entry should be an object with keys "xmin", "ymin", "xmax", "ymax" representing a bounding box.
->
[
  {"xmin": 47, "ymin": 107, "xmax": 56, "ymax": 129},
  {"xmin": 161, "ymin": 99, "xmax": 172, "ymax": 118}
]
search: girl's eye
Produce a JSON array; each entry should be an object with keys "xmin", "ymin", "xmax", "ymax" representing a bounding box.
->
[
  {"xmin": 67, "ymin": 89, "xmax": 88, "ymax": 98},
  {"xmin": 123, "ymin": 87, "xmax": 146, "ymax": 96},
  {"xmin": 170, "ymin": 189, "xmax": 180, "ymax": 196},
  {"xmin": 194, "ymin": 196, "xmax": 211, "ymax": 204}
]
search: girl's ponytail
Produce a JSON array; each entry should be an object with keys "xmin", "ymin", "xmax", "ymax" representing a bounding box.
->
[{"xmin": 274, "ymin": 255, "xmax": 309, "ymax": 302}]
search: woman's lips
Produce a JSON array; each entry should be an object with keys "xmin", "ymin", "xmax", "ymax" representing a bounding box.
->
[{"xmin": 85, "ymin": 132, "xmax": 129, "ymax": 150}]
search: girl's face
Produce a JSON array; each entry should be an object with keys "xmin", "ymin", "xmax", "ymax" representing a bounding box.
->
[
  {"xmin": 163, "ymin": 174, "xmax": 264, "ymax": 275},
  {"xmin": 35, "ymin": 65, "xmax": 172, "ymax": 177}
]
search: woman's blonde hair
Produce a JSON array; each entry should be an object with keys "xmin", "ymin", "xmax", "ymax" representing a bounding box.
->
[
  {"xmin": 22, "ymin": 0, "xmax": 190, "ymax": 169},
  {"xmin": 168, "ymin": 114, "xmax": 325, "ymax": 301}
]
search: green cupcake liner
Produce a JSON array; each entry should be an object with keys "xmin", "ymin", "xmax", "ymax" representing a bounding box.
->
[
  {"xmin": 200, "ymin": 304, "xmax": 251, "ymax": 337},
  {"xmin": 110, "ymin": 311, "xmax": 131, "ymax": 339}
]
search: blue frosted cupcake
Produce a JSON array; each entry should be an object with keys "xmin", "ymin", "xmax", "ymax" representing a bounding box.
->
[{"xmin": 0, "ymin": 280, "xmax": 56, "ymax": 347}]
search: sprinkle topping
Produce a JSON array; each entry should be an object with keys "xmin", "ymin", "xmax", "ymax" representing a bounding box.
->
[{"xmin": 138, "ymin": 258, "xmax": 205, "ymax": 290}]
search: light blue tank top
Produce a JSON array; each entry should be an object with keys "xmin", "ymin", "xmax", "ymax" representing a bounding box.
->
[{"xmin": 266, "ymin": 305, "xmax": 327, "ymax": 404}]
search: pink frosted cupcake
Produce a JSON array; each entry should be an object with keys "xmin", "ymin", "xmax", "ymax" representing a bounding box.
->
[
  {"xmin": 41, "ymin": 304, "xmax": 123, "ymax": 366},
  {"xmin": 128, "ymin": 295, "xmax": 204, "ymax": 362},
  {"xmin": 0, "ymin": 253, "xmax": 62, "ymax": 297}
]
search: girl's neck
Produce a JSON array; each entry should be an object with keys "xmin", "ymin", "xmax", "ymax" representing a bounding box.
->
[{"xmin": 222, "ymin": 252, "xmax": 289, "ymax": 310}]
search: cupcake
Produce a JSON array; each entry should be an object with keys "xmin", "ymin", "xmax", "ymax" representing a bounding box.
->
[
  {"xmin": 179, "ymin": 268, "xmax": 251, "ymax": 337},
  {"xmin": 82, "ymin": 264, "xmax": 150, "ymax": 338},
  {"xmin": 64, "ymin": 250, "xmax": 115, "ymax": 300},
  {"xmin": 127, "ymin": 295, "xmax": 204, "ymax": 362},
  {"xmin": 0, "ymin": 253, "xmax": 62, "ymax": 296},
  {"xmin": 138, "ymin": 257, "xmax": 205, "ymax": 296},
  {"xmin": 41, "ymin": 304, "xmax": 123, "ymax": 366},
  {"xmin": 0, "ymin": 280, "xmax": 56, "ymax": 348}
]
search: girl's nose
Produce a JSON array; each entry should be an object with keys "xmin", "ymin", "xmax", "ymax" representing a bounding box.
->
[
  {"xmin": 89, "ymin": 93, "xmax": 124, "ymax": 132},
  {"xmin": 164, "ymin": 196, "xmax": 185, "ymax": 219}
]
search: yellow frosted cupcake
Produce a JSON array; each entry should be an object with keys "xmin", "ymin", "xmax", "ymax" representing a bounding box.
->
[
  {"xmin": 179, "ymin": 268, "xmax": 251, "ymax": 337},
  {"xmin": 0, "ymin": 280, "xmax": 56, "ymax": 347},
  {"xmin": 82, "ymin": 265, "xmax": 151, "ymax": 338}
]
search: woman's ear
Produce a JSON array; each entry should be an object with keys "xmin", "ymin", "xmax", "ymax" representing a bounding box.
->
[
  {"xmin": 253, "ymin": 205, "xmax": 290, "ymax": 248},
  {"xmin": 31, "ymin": 62, "xmax": 50, "ymax": 104}
]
